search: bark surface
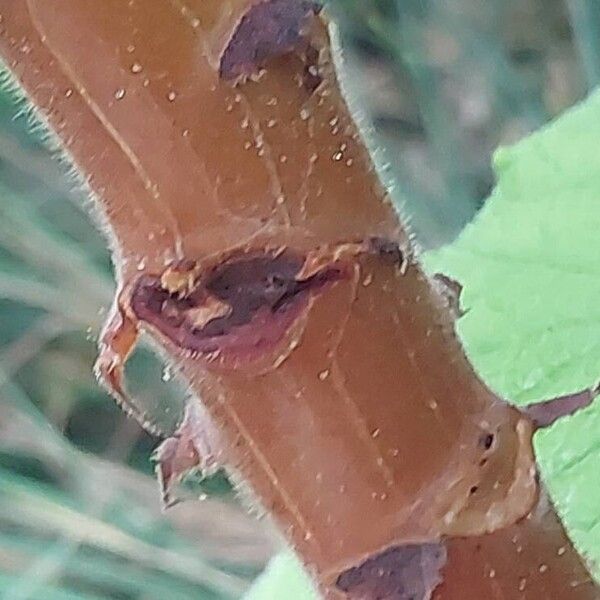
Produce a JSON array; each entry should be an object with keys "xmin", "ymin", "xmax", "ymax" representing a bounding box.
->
[{"xmin": 0, "ymin": 1, "xmax": 596, "ymax": 597}]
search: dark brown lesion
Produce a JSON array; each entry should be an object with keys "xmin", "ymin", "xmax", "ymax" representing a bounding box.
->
[
  {"xmin": 336, "ymin": 543, "xmax": 448, "ymax": 600},
  {"xmin": 219, "ymin": 0, "xmax": 321, "ymax": 81},
  {"xmin": 130, "ymin": 248, "xmax": 347, "ymax": 363}
]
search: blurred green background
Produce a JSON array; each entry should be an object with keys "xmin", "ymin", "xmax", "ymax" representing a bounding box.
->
[{"xmin": 0, "ymin": 0, "xmax": 597, "ymax": 598}]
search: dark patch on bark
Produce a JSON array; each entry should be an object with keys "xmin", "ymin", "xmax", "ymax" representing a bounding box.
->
[
  {"xmin": 336, "ymin": 543, "xmax": 447, "ymax": 600},
  {"xmin": 522, "ymin": 389, "xmax": 596, "ymax": 428},
  {"xmin": 130, "ymin": 250, "xmax": 344, "ymax": 360},
  {"xmin": 479, "ymin": 432, "xmax": 494, "ymax": 450},
  {"xmin": 220, "ymin": 0, "xmax": 319, "ymax": 80}
]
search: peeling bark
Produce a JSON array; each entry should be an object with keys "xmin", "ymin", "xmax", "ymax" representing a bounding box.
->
[
  {"xmin": 523, "ymin": 389, "xmax": 596, "ymax": 428},
  {"xmin": 0, "ymin": 1, "xmax": 596, "ymax": 597}
]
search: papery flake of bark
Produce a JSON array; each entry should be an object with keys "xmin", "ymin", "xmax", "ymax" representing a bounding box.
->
[
  {"xmin": 154, "ymin": 400, "xmax": 222, "ymax": 507},
  {"xmin": 523, "ymin": 389, "xmax": 595, "ymax": 428},
  {"xmin": 0, "ymin": 1, "xmax": 596, "ymax": 598}
]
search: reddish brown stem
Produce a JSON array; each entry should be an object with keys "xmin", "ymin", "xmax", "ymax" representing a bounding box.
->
[{"xmin": 0, "ymin": 1, "xmax": 595, "ymax": 597}]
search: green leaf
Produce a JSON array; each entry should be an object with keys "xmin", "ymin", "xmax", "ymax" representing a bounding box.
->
[
  {"xmin": 424, "ymin": 88, "xmax": 600, "ymax": 406},
  {"xmin": 535, "ymin": 400, "xmax": 600, "ymax": 569}
]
